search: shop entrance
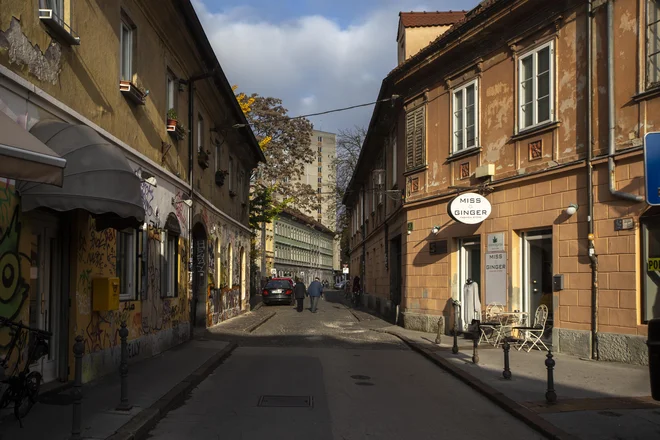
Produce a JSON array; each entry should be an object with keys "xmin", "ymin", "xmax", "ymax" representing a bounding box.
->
[
  {"xmin": 192, "ymin": 223, "xmax": 207, "ymax": 328},
  {"xmin": 459, "ymin": 237, "xmax": 481, "ymax": 331},
  {"xmin": 522, "ymin": 230, "xmax": 553, "ymax": 331},
  {"xmin": 389, "ymin": 235, "xmax": 402, "ymax": 315}
]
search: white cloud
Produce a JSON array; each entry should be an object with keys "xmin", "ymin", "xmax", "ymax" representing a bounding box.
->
[{"xmin": 192, "ymin": 0, "xmax": 474, "ymax": 133}]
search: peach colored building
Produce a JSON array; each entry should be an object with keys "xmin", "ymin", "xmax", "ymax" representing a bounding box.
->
[{"xmin": 346, "ymin": 0, "xmax": 659, "ymax": 364}]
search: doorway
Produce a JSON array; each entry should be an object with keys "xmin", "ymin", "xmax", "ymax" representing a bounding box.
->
[
  {"xmin": 192, "ymin": 223, "xmax": 207, "ymax": 328},
  {"xmin": 522, "ymin": 230, "xmax": 553, "ymax": 330},
  {"xmin": 459, "ymin": 237, "xmax": 481, "ymax": 331},
  {"xmin": 27, "ymin": 215, "xmax": 61, "ymax": 384},
  {"xmin": 389, "ymin": 235, "xmax": 402, "ymax": 318}
]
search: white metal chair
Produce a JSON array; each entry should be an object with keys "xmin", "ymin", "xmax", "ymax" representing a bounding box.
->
[
  {"xmin": 479, "ymin": 303, "xmax": 504, "ymax": 346},
  {"xmin": 513, "ymin": 304, "xmax": 549, "ymax": 352}
]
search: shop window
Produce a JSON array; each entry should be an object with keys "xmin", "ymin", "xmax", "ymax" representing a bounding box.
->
[
  {"xmin": 162, "ymin": 232, "xmax": 178, "ymax": 298},
  {"xmin": 642, "ymin": 217, "xmax": 660, "ymax": 321},
  {"xmin": 518, "ymin": 41, "xmax": 554, "ymax": 130}
]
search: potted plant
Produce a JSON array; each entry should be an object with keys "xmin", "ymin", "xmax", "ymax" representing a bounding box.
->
[
  {"xmin": 198, "ymin": 149, "xmax": 211, "ymax": 169},
  {"xmin": 167, "ymin": 108, "xmax": 178, "ymax": 128}
]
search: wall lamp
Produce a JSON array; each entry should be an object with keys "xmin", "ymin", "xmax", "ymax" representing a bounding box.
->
[
  {"xmin": 431, "ymin": 225, "xmax": 441, "ymax": 235},
  {"xmin": 172, "ymin": 196, "xmax": 193, "ymax": 208},
  {"xmin": 140, "ymin": 170, "xmax": 157, "ymax": 187},
  {"xmin": 565, "ymin": 203, "xmax": 579, "ymax": 216}
]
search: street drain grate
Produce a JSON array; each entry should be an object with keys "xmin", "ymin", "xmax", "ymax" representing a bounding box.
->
[
  {"xmin": 351, "ymin": 375, "xmax": 371, "ymax": 380},
  {"xmin": 257, "ymin": 395, "xmax": 313, "ymax": 408}
]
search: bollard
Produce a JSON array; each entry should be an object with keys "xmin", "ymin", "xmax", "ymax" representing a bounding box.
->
[
  {"xmin": 452, "ymin": 301, "xmax": 459, "ymax": 354},
  {"xmin": 71, "ymin": 335, "xmax": 84, "ymax": 440},
  {"xmin": 116, "ymin": 321, "xmax": 132, "ymax": 411},
  {"xmin": 502, "ymin": 338, "xmax": 512, "ymax": 380},
  {"xmin": 435, "ymin": 317, "xmax": 443, "ymax": 345},
  {"xmin": 472, "ymin": 321, "xmax": 480, "ymax": 364},
  {"xmin": 545, "ymin": 350, "xmax": 557, "ymax": 403}
]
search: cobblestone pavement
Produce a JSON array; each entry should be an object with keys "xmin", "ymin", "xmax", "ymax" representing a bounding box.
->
[{"xmin": 147, "ymin": 291, "xmax": 545, "ymax": 440}]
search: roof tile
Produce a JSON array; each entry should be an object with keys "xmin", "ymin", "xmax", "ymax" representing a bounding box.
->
[{"xmin": 399, "ymin": 11, "xmax": 466, "ymax": 28}]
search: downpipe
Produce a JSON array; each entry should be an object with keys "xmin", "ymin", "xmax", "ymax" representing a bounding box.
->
[{"xmin": 588, "ymin": 0, "xmax": 599, "ymax": 360}]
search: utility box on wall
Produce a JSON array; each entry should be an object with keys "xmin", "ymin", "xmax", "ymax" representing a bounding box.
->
[{"xmin": 92, "ymin": 277, "xmax": 120, "ymax": 311}]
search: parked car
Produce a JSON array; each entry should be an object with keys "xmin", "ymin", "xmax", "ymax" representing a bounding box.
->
[
  {"xmin": 334, "ymin": 280, "xmax": 346, "ymax": 290},
  {"xmin": 272, "ymin": 277, "xmax": 295, "ymax": 287},
  {"xmin": 262, "ymin": 279, "xmax": 294, "ymax": 305}
]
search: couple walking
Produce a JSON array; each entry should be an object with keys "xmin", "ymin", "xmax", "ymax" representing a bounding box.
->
[{"xmin": 293, "ymin": 277, "xmax": 324, "ymax": 313}]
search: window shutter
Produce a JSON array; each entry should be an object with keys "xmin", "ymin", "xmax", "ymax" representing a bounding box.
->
[
  {"xmin": 405, "ymin": 110, "xmax": 415, "ymax": 169},
  {"xmin": 413, "ymin": 106, "xmax": 425, "ymax": 167}
]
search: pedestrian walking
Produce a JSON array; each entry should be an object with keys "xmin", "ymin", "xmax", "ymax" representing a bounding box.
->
[
  {"xmin": 308, "ymin": 277, "xmax": 324, "ymax": 313},
  {"xmin": 293, "ymin": 278, "xmax": 306, "ymax": 312}
]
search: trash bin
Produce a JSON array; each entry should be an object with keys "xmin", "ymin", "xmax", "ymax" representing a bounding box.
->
[{"xmin": 648, "ymin": 318, "xmax": 660, "ymax": 401}]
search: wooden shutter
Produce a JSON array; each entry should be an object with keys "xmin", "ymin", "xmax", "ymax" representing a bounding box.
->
[
  {"xmin": 405, "ymin": 106, "xmax": 425, "ymax": 170},
  {"xmin": 405, "ymin": 110, "xmax": 415, "ymax": 170},
  {"xmin": 413, "ymin": 106, "xmax": 425, "ymax": 168}
]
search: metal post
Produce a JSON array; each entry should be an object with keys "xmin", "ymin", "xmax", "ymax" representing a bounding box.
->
[
  {"xmin": 435, "ymin": 316, "xmax": 443, "ymax": 345},
  {"xmin": 545, "ymin": 350, "xmax": 557, "ymax": 403},
  {"xmin": 452, "ymin": 301, "xmax": 459, "ymax": 354},
  {"xmin": 70, "ymin": 335, "xmax": 84, "ymax": 440},
  {"xmin": 116, "ymin": 321, "xmax": 132, "ymax": 411},
  {"xmin": 472, "ymin": 321, "xmax": 480, "ymax": 364},
  {"xmin": 502, "ymin": 339, "xmax": 512, "ymax": 380}
]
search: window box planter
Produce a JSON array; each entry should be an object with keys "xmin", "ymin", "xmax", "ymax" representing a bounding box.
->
[
  {"xmin": 215, "ymin": 170, "xmax": 228, "ymax": 186},
  {"xmin": 198, "ymin": 150, "xmax": 211, "ymax": 169},
  {"xmin": 167, "ymin": 124, "xmax": 185, "ymax": 141},
  {"xmin": 120, "ymin": 80, "xmax": 146, "ymax": 105},
  {"xmin": 39, "ymin": 9, "xmax": 80, "ymax": 45}
]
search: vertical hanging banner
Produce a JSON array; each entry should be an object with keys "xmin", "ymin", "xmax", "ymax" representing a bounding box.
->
[{"xmin": 485, "ymin": 252, "xmax": 507, "ymax": 305}]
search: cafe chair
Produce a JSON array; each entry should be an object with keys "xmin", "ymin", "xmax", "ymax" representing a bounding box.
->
[
  {"xmin": 479, "ymin": 303, "xmax": 504, "ymax": 346},
  {"xmin": 513, "ymin": 304, "xmax": 549, "ymax": 352}
]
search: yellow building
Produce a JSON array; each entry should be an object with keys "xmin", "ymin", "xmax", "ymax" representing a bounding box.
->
[{"xmin": 0, "ymin": 0, "xmax": 264, "ymax": 384}]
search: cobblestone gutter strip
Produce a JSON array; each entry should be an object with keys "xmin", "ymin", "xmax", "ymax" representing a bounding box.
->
[
  {"xmin": 379, "ymin": 330, "xmax": 580, "ymax": 440},
  {"xmin": 105, "ymin": 343, "xmax": 237, "ymax": 440},
  {"xmin": 246, "ymin": 311, "xmax": 276, "ymax": 333}
]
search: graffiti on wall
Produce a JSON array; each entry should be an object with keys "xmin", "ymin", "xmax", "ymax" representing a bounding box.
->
[
  {"xmin": 77, "ymin": 226, "xmax": 116, "ymax": 270},
  {"xmin": 174, "ymin": 189, "xmax": 188, "ymax": 229},
  {"xmin": 136, "ymin": 168, "xmax": 156, "ymax": 219}
]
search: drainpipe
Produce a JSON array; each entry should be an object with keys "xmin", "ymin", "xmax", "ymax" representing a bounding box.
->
[
  {"xmin": 361, "ymin": 186, "xmax": 366, "ymax": 295},
  {"xmin": 587, "ymin": 0, "xmax": 599, "ymax": 360},
  {"xmin": 607, "ymin": 0, "xmax": 644, "ymax": 203}
]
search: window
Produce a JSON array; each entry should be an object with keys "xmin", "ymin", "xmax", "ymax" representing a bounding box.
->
[
  {"xmin": 215, "ymin": 143, "xmax": 221, "ymax": 172},
  {"xmin": 318, "ymin": 167, "xmax": 322, "ymax": 173},
  {"xmin": 318, "ymin": 177, "xmax": 322, "ymax": 183},
  {"xmin": 405, "ymin": 106, "xmax": 425, "ymax": 170},
  {"xmin": 238, "ymin": 170, "xmax": 245, "ymax": 201},
  {"xmin": 391, "ymin": 131, "xmax": 397, "ymax": 186},
  {"xmin": 318, "ymin": 136, "xmax": 323, "ymax": 142},
  {"xmin": 197, "ymin": 114, "xmax": 204, "ymax": 153},
  {"xmin": 228, "ymin": 156, "xmax": 234, "ymax": 191},
  {"xmin": 648, "ymin": 1, "xmax": 660, "ymax": 86},
  {"xmin": 117, "ymin": 229, "xmax": 136, "ymax": 300},
  {"xmin": 452, "ymin": 80, "xmax": 478, "ymax": 152},
  {"xmin": 166, "ymin": 70, "xmax": 176, "ymax": 116},
  {"xmin": 371, "ymin": 184, "xmax": 376, "ymax": 212},
  {"xmin": 120, "ymin": 16, "xmax": 134, "ymax": 82},
  {"xmin": 164, "ymin": 232, "xmax": 178, "ymax": 298},
  {"xmin": 518, "ymin": 42, "xmax": 554, "ymax": 130}
]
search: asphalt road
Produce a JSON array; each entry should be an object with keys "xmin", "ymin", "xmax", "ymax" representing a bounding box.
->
[{"xmin": 147, "ymin": 291, "xmax": 545, "ymax": 440}]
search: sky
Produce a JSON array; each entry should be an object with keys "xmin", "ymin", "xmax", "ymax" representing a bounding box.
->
[{"xmin": 192, "ymin": 0, "xmax": 481, "ymax": 135}]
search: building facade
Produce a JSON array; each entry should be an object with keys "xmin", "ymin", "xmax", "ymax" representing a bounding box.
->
[
  {"xmin": 346, "ymin": 0, "xmax": 658, "ymax": 364},
  {"xmin": 0, "ymin": 0, "xmax": 263, "ymax": 384},
  {"xmin": 273, "ymin": 209, "xmax": 334, "ymax": 285}
]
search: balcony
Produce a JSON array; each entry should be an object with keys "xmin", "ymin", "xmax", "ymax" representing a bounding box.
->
[{"xmin": 39, "ymin": 9, "xmax": 80, "ymax": 46}]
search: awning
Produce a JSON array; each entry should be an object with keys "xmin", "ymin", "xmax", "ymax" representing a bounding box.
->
[
  {"xmin": 16, "ymin": 120, "xmax": 145, "ymax": 230},
  {"xmin": 0, "ymin": 111, "xmax": 66, "ymax": 186}
]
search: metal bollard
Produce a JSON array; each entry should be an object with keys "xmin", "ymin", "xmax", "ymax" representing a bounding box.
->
[
  {"xmin": 116, "ymin": 321, "xmax": 132, "ymax": 411},
  {"xmin": 472, "ymin": 321, "xmax": 480, "ymax": 364},
  {"xmin": 452, "ymin": 302, "xmax": 459, "ymax": 354},
  {"xmin": 71, "ymin": 335, "xmax": 84, "ymax": 440},
  {"xmin": 502, "ymin": 338, "xmax": 512, "ymax": 380},
  {"xmin": 435, "ymin": 317, "xmax": 443, "ymax": 345},
  {"xmin": 545, "ymin": 350, "xmax": 557, "ymax": 403}
]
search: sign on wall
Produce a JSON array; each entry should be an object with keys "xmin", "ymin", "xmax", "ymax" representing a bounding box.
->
[
  {"xmin": 644, "ymin": 132, "xmax": 660, "ymax": 205},
  {"xmin": 487, "ymin": 232, "xmax": 504, "ymax": 252},
  {"xmin": 448, "ymin": 192, "xmax": 492, "ymax": 224},
  {"xmin": 485, "ymin": 252, "xmax": 507, "ymax": 305}
]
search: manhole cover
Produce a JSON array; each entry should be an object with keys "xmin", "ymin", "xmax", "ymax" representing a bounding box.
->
[
  {"xmin": 355, "ymin": 382, "xmax": 375, "ymax": 386},
  {"xmin": 351, "ymin": 375, "xmax": 371, "ymax": 380},
  {"xmin": 258, "ymin": 395, "xmax": 313, "ymax": 408},
  {"xmin": 39, "ymin": 393, "xmax": 74, "ymax": 406}
]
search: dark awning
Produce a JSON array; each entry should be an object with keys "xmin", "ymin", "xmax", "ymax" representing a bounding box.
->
[
  {"xmin": 0, "ymin": 111, "xmax": 66, "ymax": 186},
  {"xmin": 16, "ymin": 120, "xmax": 145, "ymax": 229}
]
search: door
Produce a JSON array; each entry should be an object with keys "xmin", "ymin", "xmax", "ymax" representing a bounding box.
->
[
  {"xmin": 522, "ymin": 230, "xmax": 553, "ymax": 324},
  {"xmin": 389, "ymin": 235, "xmax": 402, "ymax": 306},
  {"xmin": 28, "ymin": 217, "xmax": 61, "ymax": 384},
  {"xmin": 459, "ymin": 238, "xmax": 481, "ymax": 330}
]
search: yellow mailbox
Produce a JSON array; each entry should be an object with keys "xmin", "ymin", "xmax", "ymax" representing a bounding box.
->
[{"xmin": 92, "ymin": 277, "xmax": 120, "ymax": 311}]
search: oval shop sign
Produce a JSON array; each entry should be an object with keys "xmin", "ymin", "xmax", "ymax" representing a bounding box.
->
[{"xmin": 448, "ymin": 193, "xmax": 492, "ymax": 224}]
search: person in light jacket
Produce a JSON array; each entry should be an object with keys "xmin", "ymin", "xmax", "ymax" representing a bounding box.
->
[
  {"xmin": 307, "ymin": 277, "xmax": 324, "ymax": 313},
  {"xmin": 293, "ymin": 278, "xmax": 306, "ymax": 313}
]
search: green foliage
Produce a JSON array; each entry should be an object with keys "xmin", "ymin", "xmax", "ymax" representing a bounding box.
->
[{"xmin": 167, "ymin": 108, "xmax": 177, "ymax": 120}]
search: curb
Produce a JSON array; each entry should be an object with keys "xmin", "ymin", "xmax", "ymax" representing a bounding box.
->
[
  {"xmin": 246, "ymin": 311, "xmax": 276, "ymax": 333},
  {"xmin": 384, "ymin": 331, "xmax": 580, "ymax": 440},
  {"xmin": 105, "ymin": 342, "xmax": 237, "ymax": 440},
  {"xmin": 251, "ymin": 301, "xmax": 263, "ymax": 311}
]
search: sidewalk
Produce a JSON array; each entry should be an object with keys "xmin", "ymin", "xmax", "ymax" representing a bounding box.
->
[{"xmin": 377, "ymin": 325, "xmax": 659, "ymax": 440}]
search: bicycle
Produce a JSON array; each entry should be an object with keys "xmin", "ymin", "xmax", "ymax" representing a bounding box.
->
[{"xmin": 0, "ymin": 316, "xmax": 52, "ymax": 427}]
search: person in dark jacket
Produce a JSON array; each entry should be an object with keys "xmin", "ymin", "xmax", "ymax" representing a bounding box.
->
[
  {"xmin": 293, "ymin": 278, "xmax": 307, "ymax": 312},
  {"xmin": 308, "ymin": 277, "xmax": 324, "ymax": 313}
]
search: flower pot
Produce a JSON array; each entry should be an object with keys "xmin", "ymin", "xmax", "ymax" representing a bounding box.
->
[{"xmin": 167, "ymin": 118, "xmax": 178, "ymax": 127}]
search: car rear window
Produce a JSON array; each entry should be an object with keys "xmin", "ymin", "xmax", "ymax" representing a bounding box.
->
[{"xmin": 265, "ymin": 280, "xmax": 291, "ymax": 289}]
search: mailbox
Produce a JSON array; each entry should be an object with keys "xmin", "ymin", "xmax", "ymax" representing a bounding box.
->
[{"xmin": 92, "ymin": 277, "xmax": 120, "ymax": 311}]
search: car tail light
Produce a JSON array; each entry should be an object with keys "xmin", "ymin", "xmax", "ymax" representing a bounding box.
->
[
  {"xmin": 285, "ymin": 289, "xmax": 292, "ymax": 295},
  {"xmin": 262, "ymin": 290, "xmax": 268, "ymax": 296}
]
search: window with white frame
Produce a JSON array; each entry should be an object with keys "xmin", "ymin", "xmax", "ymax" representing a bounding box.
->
[
  {"xmin": 163, "ymin": 232, "xmax": 178, "ymax": 298},
  {"xmin": 648, "ymin": 0, "xmax": 660, "ymax": 86},
  {"xmin": 166, "ymin": 70, "xmax": 176, "ymax": 116},
  {"xmin": 117, "ymin": 229, "xmax": 136, "ymax": 300},
  {"xmin": 518, "ymin": 42, "xmax": 554, "ymax": 130},
  {"xmin": 391, "ymin": 131, "xmax": 397, "ymax": 186},
  {"xmin": 120, "ymin": 15, "xmax": 135, "ymax": 82},
  {"xmin": 197, "ymin": 114, "xmax": 204, "ymax": 153},
  {"xmin": 452, "ymin": 80, "xmax": 478, "ymax": 152}
]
